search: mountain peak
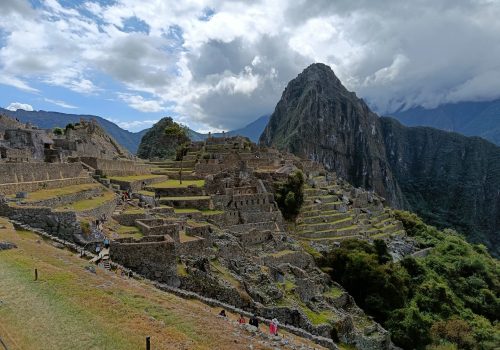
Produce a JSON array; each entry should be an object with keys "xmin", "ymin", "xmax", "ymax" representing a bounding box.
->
[{"xmin": 296, "ymin": 63, "xmax": 343, "ymax": 87}]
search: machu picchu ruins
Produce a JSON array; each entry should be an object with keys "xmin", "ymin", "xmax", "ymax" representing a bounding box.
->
[
  {"xmin": 0, "ymin": 113, "xmax": 425, "ymax": 350},
  {"xmin": 2, "ymin": 5, "xmax": 500, "ymax": 349}
]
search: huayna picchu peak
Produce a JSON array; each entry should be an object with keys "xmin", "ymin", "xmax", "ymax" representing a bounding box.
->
[{"xmin": 261, "ymin": 63, "xmax": 500, "ymax": 257}]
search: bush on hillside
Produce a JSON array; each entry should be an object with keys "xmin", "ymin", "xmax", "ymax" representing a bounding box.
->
[
  {"xmin": 315, "ymin": 211, "xmax": 499, "ymax": 349},
  {"xmin": 53, "ymin": 127, "xmax": 64, "ymax": 136},
  {"xmin": 274, "ymin": 170, "xmax": 304, "ymax": 220}
]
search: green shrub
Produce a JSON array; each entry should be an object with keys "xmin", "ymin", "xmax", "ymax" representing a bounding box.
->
[{"xmin": 275, "ymin": 170, "xmax": 304, "ymax": 220}]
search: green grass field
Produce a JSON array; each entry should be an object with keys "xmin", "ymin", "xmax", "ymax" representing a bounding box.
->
[
  {"xmin": 55, "ymin": 191, "xmax": 116, "ymax": 212},
  {"xmin": 151, "ymin": 180, "xmax": 205, "ymax": 189},
  {"xmin": 108, "ymin": 174, "xmax": 163, "ymax": 182},
  {"xmin": 6, "ymin": 183, "xmax": 101, "ymax": 202}
]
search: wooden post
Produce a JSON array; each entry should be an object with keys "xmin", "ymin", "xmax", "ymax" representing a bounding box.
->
[
  {"xmin": 179, "ymin": 156, "xmax": 183, "ymax": 185},
  {"xmin": 34, "ymin": 268, "xmax": 38, "ymax": 281},
  {"xmin": 146, "ymin": 336, "xmax": 151, "ymax": 350}
]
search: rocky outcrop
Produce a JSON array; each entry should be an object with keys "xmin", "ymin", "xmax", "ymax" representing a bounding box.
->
[{"xmin": 261, "ymin": 63, "xmax": 500, "ymax": 256}]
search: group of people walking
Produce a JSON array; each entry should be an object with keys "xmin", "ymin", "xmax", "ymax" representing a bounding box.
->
[{"xmin": 219, "ymin": 310, "xmax": 280, "ymax": 336}]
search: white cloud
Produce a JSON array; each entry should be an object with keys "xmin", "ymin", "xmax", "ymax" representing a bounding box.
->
[
  {"xmin": 117, "ymin": 93, "xmax": 165, "ymax": 113},
  {"xmin": 0, "ymin": 75, "xmax": 39, "ymax": 92},
  {"xmin": 44, "ymin": 98, "xmax": 77, "ymax": 109},
  {"xmin": 103, "ymin": 116, "xmax": 160, "ymax": 131},
  {"xmin": 1, "ymin": 0, "xmax": 500, "ymax": 129},
  {"xmin": 6, "ymin": 102, "xmax": 34, "ymax": 111}
]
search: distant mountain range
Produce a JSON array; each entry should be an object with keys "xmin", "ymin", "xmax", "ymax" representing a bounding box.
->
[
  {"xmin": 188, "ymin": 115, "xmax": 270, "ymax": 142},
  {"xmin": 0, "ymin": 107, "xmax": 270, "ymax": 153},
  {"xmin": 389, "ymin": 99, "xmax": 500, "ymax": 145}
]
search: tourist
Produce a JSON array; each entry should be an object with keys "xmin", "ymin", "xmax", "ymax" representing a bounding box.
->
[
  {"xmin": 238, "ymin": 314, "xmax": 246, "ymax": 324},
  {"xmin": 270, "ymin": 318, "xmax": 279, "ymax": 336},
  {"xmin": 218, "ymin": 309, "xmax": 227, "ymax": 317},
  {"xmin": 249, "ymin": 314, "xmax": 259, "ymax": 328}
]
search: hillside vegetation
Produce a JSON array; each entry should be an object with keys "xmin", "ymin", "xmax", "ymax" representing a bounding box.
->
[{"xmin": 317, "ymin": 212, "xmax": 500, "ymax": 349}]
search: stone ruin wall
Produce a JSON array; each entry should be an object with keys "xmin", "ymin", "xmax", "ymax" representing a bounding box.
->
[
  {"xmin": 260, "ymin": 251, "xmax": 315, "ymax": 270},
  {"xmin": 0, "ymin": 202, "xmax": 82, "ymax": 242},
  {"xmin": 185, "ymin": 224, "xmax": 212, "ymax": 240},
  {"xmin": 177, "ymin": 237, "xmax": 208, "ymax": 256},
  {"xmin": 240, "ymin": 211, "xmax": 282, "ymax": 225},
  {"xmin": 228, "ymin": 221, "xmax": 278, "ymax": 233},
  {"xmin": 195, "ymin": 162, "xmax": 226, "ymax": 176},
  {"xmin": 136, "ymin": 219, "xmax": 180, "ymax": 242},
  {"xmin": 24, "ymin": 186, "xmax": 103, "ymax": 208},
  {"xmin": 0, "ymin": 162, "xmax": 86, "ymax": 183},
  {"xmin": 0, "ymin": 162, "xmax": 91, "ymax": 195},
  {"xmin": 110, "ymin": 176, "xmax": 165, "ymax": 192},
  {"xmin": 76, "ymin": 157, "xmax": 151, "ymax": 176},
  {"xmin": 237, "ymin": 229, "xmax": 273, "ymax": 246},
  {"xmin": 110, "ymin": 235, "xmax": 178, "ymax": 284},
  {"xmin": 112, "ymin": 212, "xmax": 150, "ymax": 226}
]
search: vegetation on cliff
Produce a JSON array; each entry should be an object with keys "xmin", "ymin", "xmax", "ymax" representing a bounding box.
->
[
  {"xmin": 137, "ymin": 117, "xmax": 189, "ymax": 160},
  {"xmin": 274, "ymin": 170, "xmax": 305, "ymax": 220},
  {"xmin": 317, "ymin": 212, "xmax": 499, "ymax": 349}
]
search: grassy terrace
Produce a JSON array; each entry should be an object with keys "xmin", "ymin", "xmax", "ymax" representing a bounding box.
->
[
  {"xmin": 122, "ymin": 208, "xmax": 146, "ymax": 214},
  {"xmin": 137, "ymin": 190, "xmax": 155, "ymax": 197},
  {"xmin": 160, "ymin": 196, "xmax": 210, "ymax": 201},
  {"xmin": 174, "ymin": 208, "xmax": 224, "ymax": 216},
  {"xmin": 0, "ymin": 220, "xmax": 321, "ymax": 350},
  {"xmin": 6, "ymin": 183, "xmax": 101, "ymax": 202},
  {"xmin": 180, "ymin": 231, "xmax": 200, "ymax": 243},
  {"xmin": 108, "ymin": 174, "xmax": 164, "ymax": 182},
  {"xmin": 55, "ymin": 191, "xmax": 116, "ymax": 212},
  {"xmin": 115, "ymin": 225, "xmax": 143, "ymax": 239},
  {"xmin": 151, "ymin": 180, "xmax": 205, "ymax": 188},
  {"xmin": 174, "ymin": 208, "xmax": 201, "ymax": 214}
]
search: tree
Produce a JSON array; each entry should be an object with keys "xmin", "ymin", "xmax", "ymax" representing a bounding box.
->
[{"xmin": 53, "ymin": 127, "xmax": 64, "ymax": 136}]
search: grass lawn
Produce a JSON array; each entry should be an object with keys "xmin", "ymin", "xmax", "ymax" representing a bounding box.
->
[
  {"xmin": 151, "ymin": 180, "xmax": 205, "ymax": 189},
  {"xmin": 6, "ymin": 183, "xmax": 101, "ymax": 202},
  {"xmin": 55, "ymin": 191, "xmax": 116, "ymax": 212},
  {"xmin": 108, "ymin": 174, "xmax": 164, "ymax": 182},
  {"xmin": 115, "ymin": 225, "xmax": 143, "ymax": 239},
  {"xmin": 0, "ymin": 219, "xmax": 323, "ymax": 350},
  {"xmin": 174, "ymin": 208, "xmax": 201, "ymax": 214},
  {"xmin": 179, "ymin": 231, "xmax": 201, "ymax": 243}
]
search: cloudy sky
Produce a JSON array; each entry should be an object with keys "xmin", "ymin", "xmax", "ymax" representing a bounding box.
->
[{"xmin": 1, "ymin": 0, "xmax": 499, "ymax": 132}]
